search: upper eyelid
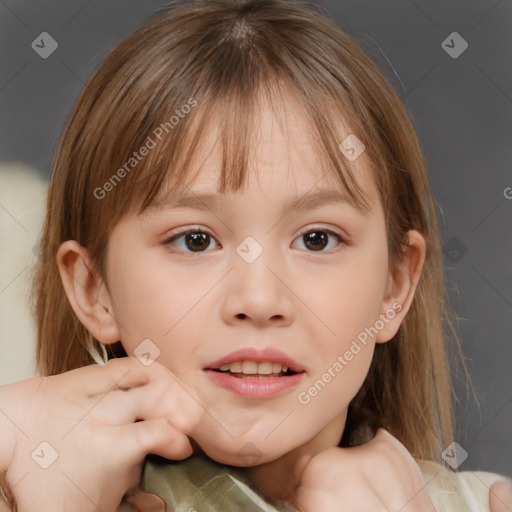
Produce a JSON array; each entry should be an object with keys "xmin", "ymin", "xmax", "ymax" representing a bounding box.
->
[
  {"xmin": 165, "ymin": 224, "xmax": 345, "ymax": 238},
  {"xmin": 295, "ymin": 225, "xmax": 344, "ymax": 238},
  {"xmin": 164, "ymin": 226, "xmax": 214, "ymax": 240}
]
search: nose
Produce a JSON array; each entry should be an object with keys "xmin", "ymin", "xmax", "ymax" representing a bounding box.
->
[{"xmin": 220, "ymin": 246, "xmax": 295, "ymax": 328}]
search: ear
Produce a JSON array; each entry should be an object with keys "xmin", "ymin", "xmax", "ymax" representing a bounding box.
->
[
  {"xmin": 375, "ymin": 230, "xmax": 426, "ymax": 344},
  {"xmin": 56, "ymin": 240, "xmax": 120, "ymax": 344}
]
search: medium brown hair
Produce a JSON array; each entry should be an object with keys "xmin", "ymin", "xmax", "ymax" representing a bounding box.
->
[{"xmin": 32, "ymin": 0, "xmax": 468, "ymax": 462}]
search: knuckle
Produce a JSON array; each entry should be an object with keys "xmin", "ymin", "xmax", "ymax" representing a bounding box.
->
[
  {"xmin": 152, "ymin": 370, "xmax": 205, "ymax": 433},
  {"xmin": 106, "ymin": 355, "xmax": 135, "ymax": 372},
  {"xmin": 105, "ymin": 356, "xmax": 122, "ymax": 368},
  {"xmin": 170, "ymin": 401, "xmax": 204, "ymax": 435},
  {"xmin": 372, "ymin": 429, "xmax": 406, "ymax": 458},
  {"xmin": 133, "ymin": 423, "xmax": 153, "ymax": 452}
]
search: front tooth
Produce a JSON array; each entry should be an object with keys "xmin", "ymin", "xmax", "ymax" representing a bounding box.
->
[
  {"xmin": 230, "ymin": 361, "xmax": 242, "ymax": 373},
  {"xmin": 257, "ymin": 362, "xmax": 273, "ymax": 375},
  {"xmin": 272, "ymin": 363, "xmax": 283, "ymax": 373},
  {"xmin": 241, "ymin": 361, "xmax": 258, "ymax": 374}
]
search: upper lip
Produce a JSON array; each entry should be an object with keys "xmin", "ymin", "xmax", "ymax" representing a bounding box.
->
[{"xmin": 204, "ymin": 347, "xmax": 305, "ymax": 373}]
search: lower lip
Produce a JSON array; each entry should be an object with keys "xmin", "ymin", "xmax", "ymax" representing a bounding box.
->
[{"xmin": 204, "ymin": 370, "xmax": 304, "ymax": 398}]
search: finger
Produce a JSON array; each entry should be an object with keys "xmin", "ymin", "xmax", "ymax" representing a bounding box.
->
[
  {"xmin": 367, "ymin": 428, "xmax": 415, "ymax": 462},
  {"xmin": 112, "ymin": 373, "xmax": 204, "ymax": 431},
  {"xmin": 65, "ymin": 356, "xmax": 152, "ymax": 396},
  {"xmin": 130, "ymin": 364, "xmax": 205, "ymax": 434},
  {"xmin": 490, "ymin": 480, "xmax": 512, "ymax": 512},
  {"xmin": 369, "ymin": 426, "xmax": 391, "ymax": 443},
  {"xmin": 89, "ymin": 365, "xmax": 205, "ymax": 433},
  {"xmin": 363, "ymin": 429, "xmax": 436, "ymax": 512},
  {"xmin": 120, "ymin": 417, "xmax": 194, "ymax": 464},
  {"xmin": 125, "ymin": 489, "xmax": 165, "ymax": 512},
  {"xmin": 296, "ymin": 480, "xmax": 387, "ymax": 511}
]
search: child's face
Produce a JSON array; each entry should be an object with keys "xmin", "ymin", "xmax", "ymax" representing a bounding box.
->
[{"xmin": 94, "ymin": 97, "xmax": 406, "ymax": 465}]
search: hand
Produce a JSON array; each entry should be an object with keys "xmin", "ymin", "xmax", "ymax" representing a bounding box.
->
[
  {"xmin": 294, "ymin": 428, "xmax": 435, "ymax": 512},
  {"xmin": 490, "ymin": 479, "xmax": 512, "ymax": 512},
  {"xmin": 0, "ymin": 356, "xmax": 204, "ymax": 512}
]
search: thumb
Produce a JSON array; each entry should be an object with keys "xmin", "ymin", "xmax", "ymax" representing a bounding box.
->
[
  {"xmin": 120, "ymin": 417, "xmax": 194, "ymax": 465},
  {"xmin": 125, "ymin": 488, "xmax": 165, "ymax": 512}
]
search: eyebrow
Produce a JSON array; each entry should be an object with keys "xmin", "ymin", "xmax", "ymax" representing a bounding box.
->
[{"xmin": 155, "ymin": 188, "xmax": 370, "ymax": 216}]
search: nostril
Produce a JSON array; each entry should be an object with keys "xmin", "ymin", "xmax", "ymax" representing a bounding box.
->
[{"xmin": 236, "ymin": 313, "xmax": 247, "ymax": 319}]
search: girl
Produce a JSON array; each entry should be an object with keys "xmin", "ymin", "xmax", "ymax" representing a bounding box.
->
[{"xmin": 0, "ymin": 0, "xmax": 510, "ymax": 510}]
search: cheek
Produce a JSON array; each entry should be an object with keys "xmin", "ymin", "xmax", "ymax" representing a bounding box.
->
[
  {"xmin": 107, "ymin": 254, "xmax": 216, "ymax": 361},
  {"xmin": 105, "ymin": 253, "xmax": 171, "ymax": 345},
  {"xmin": 299, "ymin": 253, "xmax": 388, "ymax": 345}
]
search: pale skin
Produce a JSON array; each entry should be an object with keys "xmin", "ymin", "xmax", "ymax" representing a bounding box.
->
[{"xmin": 1, "ymin": 93, "xmax": 510, "ymax": 511}]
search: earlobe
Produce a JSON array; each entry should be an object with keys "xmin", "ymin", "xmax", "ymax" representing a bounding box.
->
[
  {"xmin": 56, "ymin": 240, "xmax": 121, "ymax": 344},
  {"xmin": 375, "ymin": 230, "xmax": 426, "ymax": 344}
]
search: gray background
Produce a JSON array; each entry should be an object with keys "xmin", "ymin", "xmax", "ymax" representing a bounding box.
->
[{"xmin": 0, "ymin": 0, "xmax": 510, "ymax": 476}]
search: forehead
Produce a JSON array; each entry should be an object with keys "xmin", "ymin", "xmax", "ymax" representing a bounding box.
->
[{"xmin": 151, "ymin": 86, "xmax": 379, "ymax": 213}]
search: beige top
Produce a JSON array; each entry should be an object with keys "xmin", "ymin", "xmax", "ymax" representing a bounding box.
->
[
  {"xmin": 417, "ymin": 459, "xmax": 511, "ymax": 512},
  {"xmin": 116, "ymin": 455, "xmax": 511, "ymax": 512}
]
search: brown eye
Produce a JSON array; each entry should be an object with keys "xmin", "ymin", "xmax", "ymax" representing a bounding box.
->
[
  {"xmin": 304, "ymin": 231, "xmax": 328, "ymax": 251},
  {"xmin": 293, "ymin": 229, "xmax": 344, "ymax": 252},
  {"xmin": 164, "ymin": 230, "xmax": 219, "ymax": 253},
  {"xmin": 185, "ymin": 232, "xmax": 211, "ymax": 251}
]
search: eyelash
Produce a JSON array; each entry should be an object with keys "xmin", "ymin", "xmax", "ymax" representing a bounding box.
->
[{"xmin": 162, "ymin": 225, "xmax": 346, "ymax": 254}]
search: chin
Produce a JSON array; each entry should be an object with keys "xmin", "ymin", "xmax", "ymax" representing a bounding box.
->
[{"xmin": 194, "ymin": 437, "xmax": 287, "ymax": 467}]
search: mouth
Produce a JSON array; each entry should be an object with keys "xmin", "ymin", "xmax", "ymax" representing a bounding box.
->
[
  {"xmin": 204, "ymin": 347, "xmax": 305, "ymax": 376},
  {"xmin": 210, "ymin": 361, "xmax": 299, "ymax": 378},
  {"xmin": 203, "ymin": 348, "xmax": 305, "ymax": 398}
]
